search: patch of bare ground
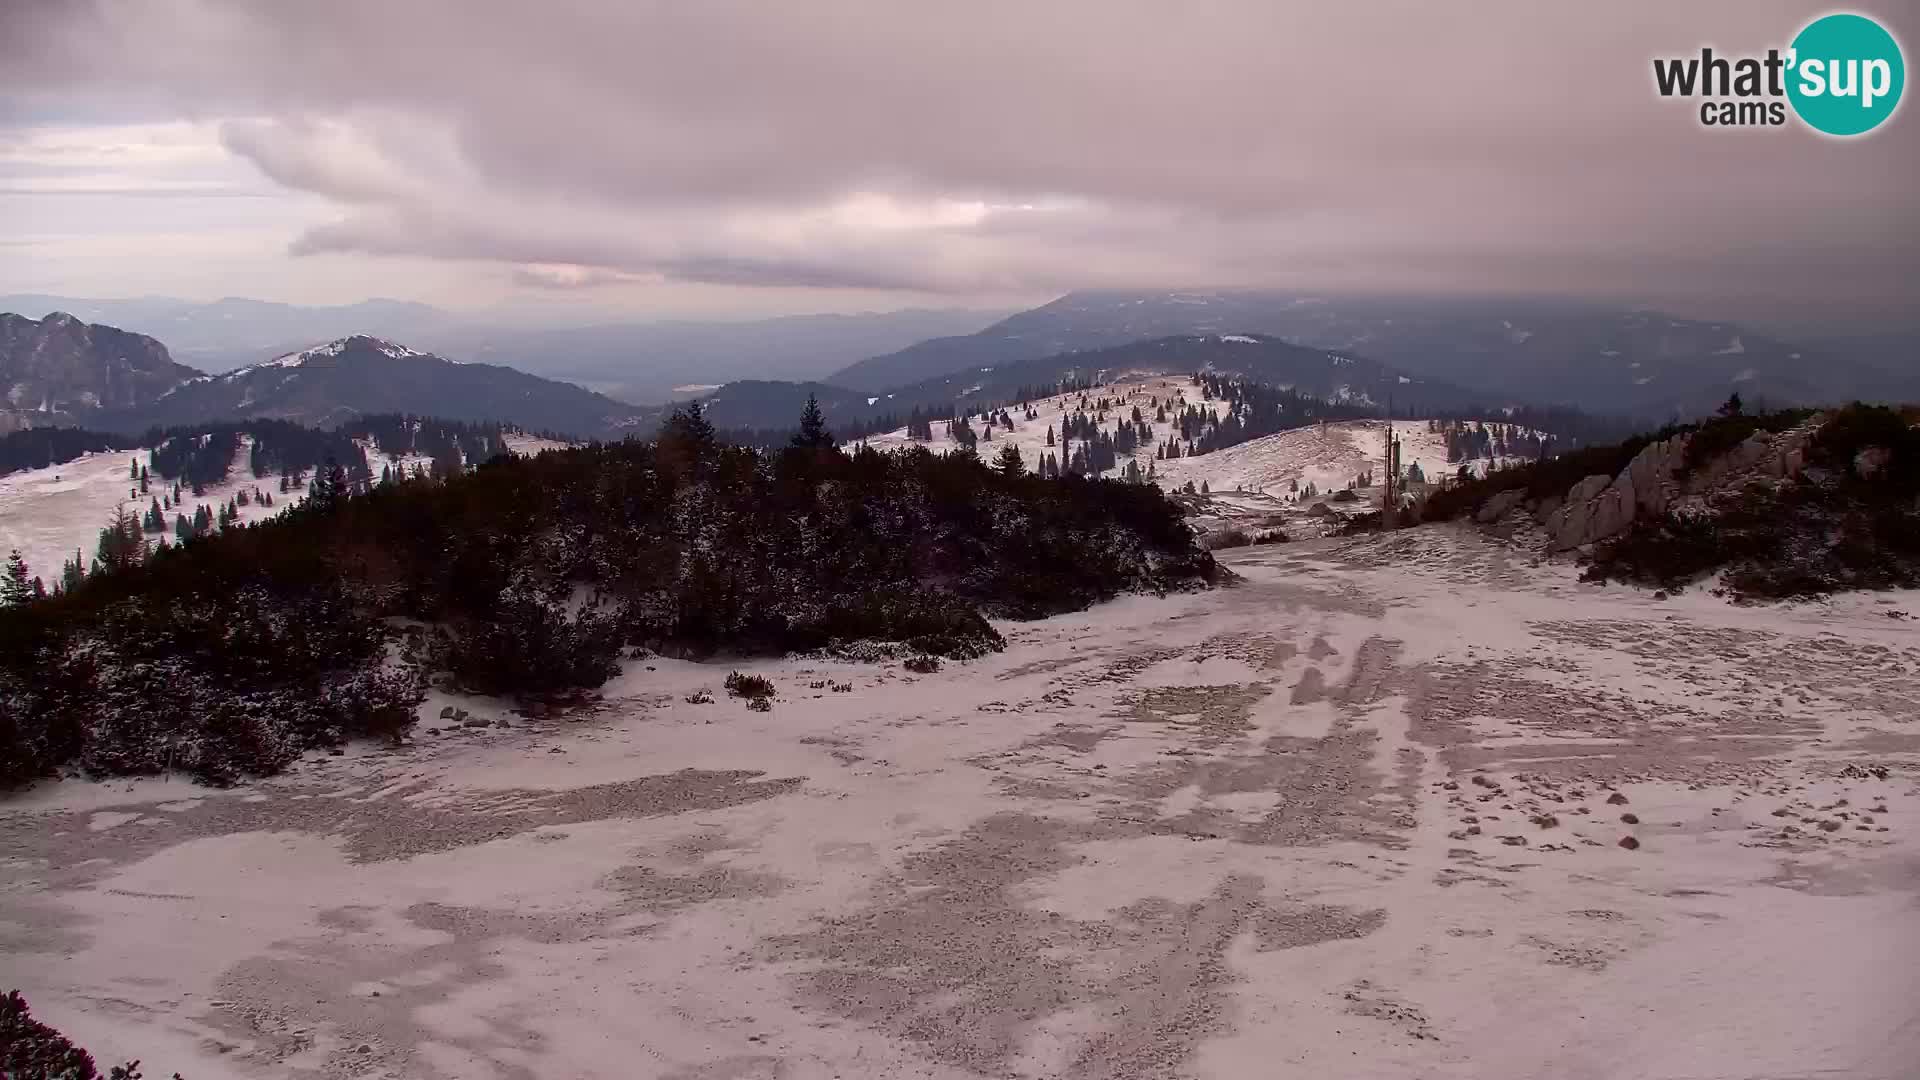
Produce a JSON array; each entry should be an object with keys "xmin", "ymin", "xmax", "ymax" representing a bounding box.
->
[
  {"xmin": 765, "ymin": 814, "xmax": 1382, "ymax": 1080},
  {"xmin": 0, "ymin": 769, "xmax": 799, "ymax": 888}
]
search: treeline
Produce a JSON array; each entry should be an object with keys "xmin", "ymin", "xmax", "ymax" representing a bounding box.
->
[
  {"xmin": 147, "ymin": 416, "xmax": 522, "ymax": 491},
  {"xmin": 0, "ymin": 416, "xmax": 528, "ymax": 491},
  {"xmin": 1420, "ymin": 404, "xmax": 1638, "ymax": 449},
  {"xmin": 1182, "ymin": 374, "xmax": 1374, "ymax": 455},
  {"xmin": 1428, "ymin": 419, "xmax": 1557, "ymax": 463},
  {"xmin": 0, "ymin": 402, "xmax": 1215, "ymax": 786},
  {"xmin": 0, "ymin": 427, "xmax": 129, "ymax": 477}
]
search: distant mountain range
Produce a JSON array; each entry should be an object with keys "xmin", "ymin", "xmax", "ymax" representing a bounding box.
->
[
  {"xmin": 0, "ymin": 294, "xmax": 1008, "ymax": 403},
  {"xmin": 645, "ymin": 333, "xmax": 1486, "ymax": 438},
  {"xmin": 5, "ymin": 290, "xmax": 1911, "ymax": 446},
  {"xmin": 829, "ymin": 291, "xmax": 1918, "ymax": 417},
  {"xmin": 0, "ymin": 313, "xmax": 647, "ymax": 437}
]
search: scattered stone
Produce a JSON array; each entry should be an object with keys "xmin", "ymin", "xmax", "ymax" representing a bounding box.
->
[
  {"xmin": 1499, "ymin": 835, "xmax": 1528, "ymax": 846},
  {"xmin": 1618, "ymin": 836, "xmax": 1640, "ymax": 850},
  {"xmin": 1606, "ymin": 792, "xmax": 1629, "ymax": 806},
  {"xmin": 1620, "ymin": 813, "xmax": 1639, "ymax": 825},
  {"xmin": 1531, "ymin": 814, "xmax": 1560, "ymax": 829},
  {"xmin": 1818, "ymin": 820, "xmax": 1842, "ymax": 832},
  {"xmin": 439, "ymin": 706, "xmax": 455, "ymax": 720},
  {"xmin": 461, "ymin": 717, "xmax": 490, "ymax": 729}
]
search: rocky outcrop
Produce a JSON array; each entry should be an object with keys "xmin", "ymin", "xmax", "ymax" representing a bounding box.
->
[
  {"xmin": 1475, "ymin": 488, "xmax": 1527, "ymax": 523},
  {"xmin": 1545, "ymin": 433, "xmax": 1688, "ymax": 551},
  {"xmin": 1682, "ymin": 428, "xmax": 1813, "ymax": 494},
  {"xmin": 0, "ymin": 311, "xmax": 199, "ymax": 425},
  {"xmin": 1539, "ymin": 425, "xmax": 1819, "ymax": 552}
]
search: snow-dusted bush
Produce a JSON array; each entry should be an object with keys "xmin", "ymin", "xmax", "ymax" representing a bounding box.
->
[
  {"xmin": 724, "ymin": 671, "xmax": 774, "ymax": 700},
  {"xmin": 1, "ymin": 990, "xmax": 182, "ymax": 1078}
]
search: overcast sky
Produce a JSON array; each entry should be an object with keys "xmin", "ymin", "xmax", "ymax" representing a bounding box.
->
[{"xmin": 2, "ymin": 1, "xmax": 1916, "ymax": 327}]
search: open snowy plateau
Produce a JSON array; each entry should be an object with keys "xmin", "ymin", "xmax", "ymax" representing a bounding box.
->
[{"xmin": 3, "ymin": 525, "xmax": 1915, "ymax": 1079}]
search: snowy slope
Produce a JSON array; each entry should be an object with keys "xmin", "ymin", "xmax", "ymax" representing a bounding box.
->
[
  {"xmin": 0, "ymin": 434, "xmax": 576, "ymax": 588},
  {"xmin": 851, "ymin": 373, "xmax": 1516, "ymax": 504}
]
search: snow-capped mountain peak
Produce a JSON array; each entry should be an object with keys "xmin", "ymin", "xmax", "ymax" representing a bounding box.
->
[{"xmin": 223, "ymin": 336, "xmax": 435, "ymax": 380}]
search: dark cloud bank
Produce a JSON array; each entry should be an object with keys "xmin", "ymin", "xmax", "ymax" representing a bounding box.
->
[{"xmin": 4, "ymin": 0, "xmax": 1917, "ymax": 326}]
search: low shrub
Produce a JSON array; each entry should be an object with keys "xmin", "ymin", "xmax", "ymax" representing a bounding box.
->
[
  {"xmin": 1203, "ymin": 528, "xmax": 1252, "ymax": 550},
  {"xmin": 903, "ymin": 655, "xmax": 941, "ymax": 673},
  {"xmin": 724, "ymin": 671, "xmax": 774, "ymax": 699},
  {"xmin": 0, "ymin": 991, "xmax": 181, "ymax": 1079}
]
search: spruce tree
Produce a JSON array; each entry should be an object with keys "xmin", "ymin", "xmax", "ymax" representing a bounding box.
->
[
  {"xmin": 94, "ymin": 506, "xmax": 147, "ymax": 574},
  {"xmin": 791, "ymin": 393, "xmax": 835, "ymax": 450},
  {"xmin": 2, "ymin": 550, "xmax": 33, "ymax": 607},
  {"xmin": 661, "ymin": 400, "xmax": 719, "ymax": 472},
  {"xmin": 60, "ymin": 549, "xmax": 86, "ymax": 592},
  {"xmin": 994, "ymin": 443, "xmax": 1024, "ymax": 476}
]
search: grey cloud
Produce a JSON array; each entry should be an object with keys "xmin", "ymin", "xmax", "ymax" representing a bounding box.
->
[{"xmin": 4, "ymin": 0, "xmax": 1918, "ymax": 324}]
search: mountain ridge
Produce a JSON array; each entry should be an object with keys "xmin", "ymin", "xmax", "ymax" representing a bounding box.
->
[
  {"xmin": 105, "ymin": 334, "xmax": 645, "ymax": 437},
  {"xmin": 0, "ymin": 311, "xmax": 200, "ymax": 430},
  {"xmin": 829, "ymin": 291, "xmax": 1916, "ymax": 416}
]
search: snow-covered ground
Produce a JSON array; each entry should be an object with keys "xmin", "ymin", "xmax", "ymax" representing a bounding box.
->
[
  {"xmin": 0, "ymin": 433, "xmax": 574, "ymax": 586},
  {"xmin": 4, "ymin": 526, "xmax": 1916, "ymax": 1079},
  {"xmin": 853, "ymin": 374, "xmax": 1517, "ymax": 504}
]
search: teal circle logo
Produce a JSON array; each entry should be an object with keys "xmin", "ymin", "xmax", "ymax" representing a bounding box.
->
[{"xmin": 1787, "ymin": 13, "xmax": 1905, "ymax": 136}]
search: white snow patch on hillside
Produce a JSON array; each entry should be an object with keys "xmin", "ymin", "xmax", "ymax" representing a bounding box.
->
[
  {"xmin": 0, "ymin": 435, "xmax": 571, "ymax": 586},
  {"xmin": 850, "ymin": 374, "xmax": 1516, "ymax": 503},
  {"xmin": 1220, "ymin": 335, "xmax": 1260, "ymax": 344},
  {"xmin": 1715, "ymin": 337, "xmax": 1746, "ymax": 355}
]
